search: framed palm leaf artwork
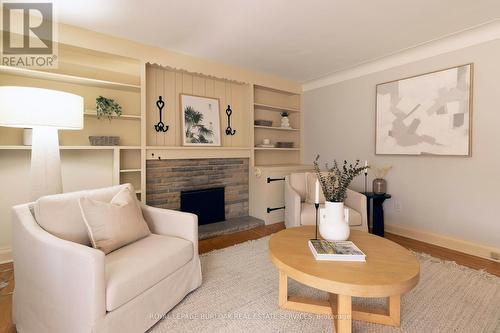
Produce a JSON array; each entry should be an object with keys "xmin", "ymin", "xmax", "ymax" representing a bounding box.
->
[{"xmin": 180, "ymin": 94, "xmax": 221, "ymax": 146}]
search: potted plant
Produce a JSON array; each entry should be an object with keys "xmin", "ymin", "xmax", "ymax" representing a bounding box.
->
[
  {"xmin": 88, "ymin": 96, "xmax": 123, "ymax": 146},
  {"xmin": 95, "ymin": 96, "xmax": 122, "ymax": 120},
  {"xmin": 313, "ymin": 155, "xmax": 368, "ymax": 241}
]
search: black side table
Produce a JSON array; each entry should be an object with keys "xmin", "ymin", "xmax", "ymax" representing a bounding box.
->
[{"xmin": 364, "ymin": 192, "xmax": 391, "ymax": 237}]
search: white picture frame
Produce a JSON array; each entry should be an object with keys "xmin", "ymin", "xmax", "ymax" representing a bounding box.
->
[{"xmin": 180, "ymin": 94, "xmax": 221, "ymax": 146}]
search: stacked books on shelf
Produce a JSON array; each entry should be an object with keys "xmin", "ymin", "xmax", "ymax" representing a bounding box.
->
[{"xmin": 308, "ymin": 239, "xmax": 366, "ymax": 262}]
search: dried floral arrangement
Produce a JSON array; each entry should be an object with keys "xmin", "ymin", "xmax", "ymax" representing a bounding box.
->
[
  {"xmin": 372, "ymin": 165, "xmax": 392, "ymax": 179},
  {"xmin": 313, "ymin": 155, "xmax": 369, "ymax": 202}
]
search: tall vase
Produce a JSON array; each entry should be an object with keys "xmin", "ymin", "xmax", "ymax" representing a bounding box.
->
[{"xmin": 319, "ymin": 201, "xmax": 350, "ymax": 241}]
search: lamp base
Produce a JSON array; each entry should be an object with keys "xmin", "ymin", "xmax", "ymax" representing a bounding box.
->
[{"xmin": 30, "ymin": 127, "xmax": 62, "ymax": 200}]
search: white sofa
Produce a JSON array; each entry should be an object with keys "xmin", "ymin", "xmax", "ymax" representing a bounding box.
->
[
  {"xmin": 12, "ymin": 184, "xmax": 202, "ymax": 333},
  {"xmin": 284, "ymin": 172, "xmax": 368, "ymax": 232}
]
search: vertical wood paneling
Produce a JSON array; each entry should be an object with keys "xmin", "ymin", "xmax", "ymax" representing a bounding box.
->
[
  {"xmin": 146, "ymin": 64, "xmax": 251, "ymax": 148},
  {"xmin": 174, "ymin": 72, "xmax": 183, "ymax": 145},
  {"xmin": 192, "ymin": 75, "xmax": 205, "ymax": 96},
  {"xmin": 205, "ymin": 78, "xmax": 214, "ymax": 97},
  {"xmin": 182, "ymin": 73, "xmax": 193, "ymax": 94},
  {"xmin": 231, "ymin": 83, "xmax": 244, "ymax": 147},
  {"xmin": 164, "ymin": 70, "xmax": 176, "ymax": 146},
  {"xmin": 213, "ymin": 79, "xmax": 227, "ymax": 146},
  {"xmin": 146, "ymin": 68, "xmax": 158, "ymax": 145}
]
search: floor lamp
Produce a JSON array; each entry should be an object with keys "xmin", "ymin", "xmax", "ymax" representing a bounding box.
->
[{"xmin": 0, "ymin": 86, "xmax": 83, "ymax": 200}]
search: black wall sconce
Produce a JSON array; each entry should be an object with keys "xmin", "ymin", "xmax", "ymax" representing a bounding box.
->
[
  {"xmin": 154, "ymin": 96, "xmax": 169, "ymax": 132},
  {"xmin": 225, "ymin": 105, "xmax": 236, "ymax": 135}
]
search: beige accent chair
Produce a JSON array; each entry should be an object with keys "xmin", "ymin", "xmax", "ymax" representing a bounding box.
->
[
  {"xmin": 285, "ymin": 173, "xmax": 368, "ymax": 231},
  {"xmin": 12, "ymin": 184, "xmax": 202, "ymax": 333}
]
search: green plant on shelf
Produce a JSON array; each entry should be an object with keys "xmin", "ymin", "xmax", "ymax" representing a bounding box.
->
[{"xmin": 96, "ymin": 96, "xmax": 122, "ymax": 120}]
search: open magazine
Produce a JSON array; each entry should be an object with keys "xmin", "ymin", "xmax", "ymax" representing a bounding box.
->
[{"xmin": 308, "ymin": 239, "xmax": 366, "ymax": 262}]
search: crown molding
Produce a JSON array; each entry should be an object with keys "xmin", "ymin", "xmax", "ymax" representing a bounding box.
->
[{"xmin": 303, "ymin": 20, "xmax": 500, "ymax": 91}]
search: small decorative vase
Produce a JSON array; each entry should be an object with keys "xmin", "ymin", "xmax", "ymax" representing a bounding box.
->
[
  {"xmin": 319, "ymin": 201, "xmax": 350, "ymax": 241},
  {"xmin": 372, "ymin": 178, "xmax": 387, "ymax": 195},
  {"xmin": 280, "ymin": 113, "xmax": 290, "ymax": 128}
]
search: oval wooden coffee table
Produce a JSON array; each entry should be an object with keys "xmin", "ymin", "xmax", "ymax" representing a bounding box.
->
[{"xmin": 269, "ymin": 226, "xmax": 420, "ymax": 333}]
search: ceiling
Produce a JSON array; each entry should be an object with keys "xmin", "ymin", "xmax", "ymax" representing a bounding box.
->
[{"xmin": 56, "ymin": 0, "xmax": 500, "ymax": 83}]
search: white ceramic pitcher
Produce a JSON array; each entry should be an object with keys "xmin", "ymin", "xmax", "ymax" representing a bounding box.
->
[{"xmin": 319, "ymin": 201, "xmax": 350, "ymax": 241}]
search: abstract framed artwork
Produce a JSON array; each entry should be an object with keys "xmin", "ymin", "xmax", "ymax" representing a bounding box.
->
[
  {"xmin": 181, "ymin": 94, "xmax": 221, "ymax": 146},
  {"xmin": 375, "ymin": 64, "xmax": 473, "ymax": 156}
]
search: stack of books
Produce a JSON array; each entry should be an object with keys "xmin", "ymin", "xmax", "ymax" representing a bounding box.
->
[{"xmin": 308, "ymin": 239, "xmax": 366, "ymax": 262}]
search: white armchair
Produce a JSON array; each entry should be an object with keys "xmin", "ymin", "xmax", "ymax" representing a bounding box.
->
[
  {"xmin": 284, "ymin": 172, "xmax": 368, "ymax": 232},
  {"xmin": 12, "ymin": 184, "xmax": 202, "ymax": 333}
]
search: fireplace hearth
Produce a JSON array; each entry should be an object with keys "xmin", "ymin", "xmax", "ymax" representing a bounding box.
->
[{"xmin": 147, "ymin": 157, "xmax": 262, "ymax": 238}]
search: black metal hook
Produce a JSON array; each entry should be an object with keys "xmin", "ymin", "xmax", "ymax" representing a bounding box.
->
[
  {"xmin": 154, "ymin": 96, "xmax": 169, "ymax": 132},
  {"xmin": 225, "ymin": 105, "xmax": 236, "ymax": 135}
]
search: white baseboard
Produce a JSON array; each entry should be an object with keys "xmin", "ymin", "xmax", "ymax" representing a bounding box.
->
[
  {"xmin": 385, "ymin": 223, "xmax": 500, "ymax": 262},
  {"xmin": 0, "ymin": 247, "xmax": 12, "ymax": 264}
]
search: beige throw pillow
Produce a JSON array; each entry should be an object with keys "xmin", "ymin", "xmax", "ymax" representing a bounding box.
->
[
  {"xmin": 305, "ymin": 172, "xmax": 326, "ymax": 204},
  {"xmin": 79, "ymin": 187, "xmax": 151, "ymax": 254}
]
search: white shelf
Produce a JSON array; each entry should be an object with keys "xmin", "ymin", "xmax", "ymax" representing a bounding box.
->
[
  {"xmin": 0, "ymin": 145, "xmax": 141, "ymax": 150},
  {"xmin": 0, "ymin": 65, "xmax": 141, "ymax": 92},
  {"xmin": 254, "ymin": 125, "xmax": 299, "ymax": 131},
  {"xmin": 146, "ymin": 146, "xmax": 251, "ymax": 150},
  {"xmin": 254, "ymin": 164, "xmax": 313, "ymax": 170},
  {"xmin": 84, "ymin": 110, "xmax": 141, "ymax": 120},
  {"xmin": 254, "ymin": 103, "xmax": 300, "ymax": 113},
  {"xmin": 254, "ymin": 147, "xmax": 300, "ymax": 151},
  {"xmin": 120, "ymin": 169, "xmax": 141, "ymax": 173}
]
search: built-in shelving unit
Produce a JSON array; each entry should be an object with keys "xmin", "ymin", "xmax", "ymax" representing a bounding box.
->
[
  {"xmin": 1, "ymin": 46, "xmax": 305, "ymax": 210},
  {"xmin": 0, "ymin": 44, "xmax": 145, "ymax": 201},
  {"xmin": 253, "ymin": 85, "xmax": 302, "ymax": 167}
]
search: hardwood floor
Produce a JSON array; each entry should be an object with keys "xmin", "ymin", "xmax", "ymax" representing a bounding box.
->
[
  {"xmin": 198, "ymin": 222, "xmax": 285, "ymax": 254},
  {"xmin": 1, "ymin": 223, "xmax": 498, "ymax": 333},
  {"xmin": 0, "ymin": 262, "xmax": 14, "ymax": 333}
]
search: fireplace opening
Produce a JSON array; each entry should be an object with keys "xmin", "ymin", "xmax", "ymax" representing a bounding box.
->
[{"xmin": 180, "ymin": 187, "xmax": 225, "ymax": 225}]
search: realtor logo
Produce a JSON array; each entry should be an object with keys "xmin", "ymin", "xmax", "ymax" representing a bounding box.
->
[{"xmin": 1, "ymin": 1, "xmax": 58, "ymax": 67}]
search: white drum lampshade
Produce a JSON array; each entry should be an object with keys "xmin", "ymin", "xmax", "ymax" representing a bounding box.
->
[{"xmin": 0, "ymin": 86, "xmax": 84, "ymax": 199}]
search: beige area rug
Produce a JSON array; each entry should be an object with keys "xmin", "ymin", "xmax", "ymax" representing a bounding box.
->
[{"xmin": 150, "ymin": 237, "xmax": 500, "ymax": 333}]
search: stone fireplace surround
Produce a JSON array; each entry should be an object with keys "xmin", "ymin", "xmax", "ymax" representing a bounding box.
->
[{"xmin": 146, "ymin": 157, "xmax": 263, "ymax": 238}]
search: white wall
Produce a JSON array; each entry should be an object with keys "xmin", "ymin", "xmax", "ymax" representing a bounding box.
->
[
  {"xmin": 303, "ymin": 38, "xmax": 500, "ymax": 257},
  {"xmin": 0, "ymin": 150, "xmax": 114, "ymax": 261}
]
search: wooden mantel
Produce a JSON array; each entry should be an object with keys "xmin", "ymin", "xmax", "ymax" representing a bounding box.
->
[{"xmin": 146, "ymin": 146, "xmax": 252, "ymax": 160}]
